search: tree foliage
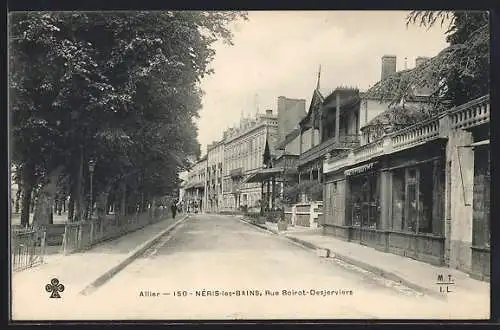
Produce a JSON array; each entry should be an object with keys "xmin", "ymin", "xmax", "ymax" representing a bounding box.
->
[
  {"xmin": 9, "ymin": 11, "xmax": 247, "ymax": 225},
  {"xmin": 366, "ymin": 11, "xmax": 489, "ymax": 112}
]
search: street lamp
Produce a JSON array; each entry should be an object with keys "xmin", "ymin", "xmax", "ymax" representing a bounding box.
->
[{"xmin": 88, "ymin": 159, "xmax": 96, "ymax": 221}]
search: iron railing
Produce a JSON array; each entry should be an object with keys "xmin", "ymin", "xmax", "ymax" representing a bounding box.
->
[
  {"xmin": 62, "ymin": 207, "xmax": 170, "ymax": 255},
  {"xmin": 11, "ymin": 227, "xmax": 46, "ymax": 272},
  {"xmin": 299, "ymin": 134, "xmax": 360, "ymax": 166}
]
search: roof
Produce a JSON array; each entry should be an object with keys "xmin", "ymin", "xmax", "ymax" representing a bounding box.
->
[
  {"xmin": 300, "ymin": 88, "xmax": 328, "ymax": 127},
  {"xmin": 241, "ymin": 167, "xmax": 286, "ymax": 184},
  {"xmin": 275, "ymin": 151, "xmax": 300, "ymax": 160},
  {"xmin": 363, "ymin": 68, "xmax": 436, "ymax": 102},
  {"xmin": 322, "ymin": 87, "xmax": 360, "ymax": 106},
  {"xmin": 276, "ymin": 128, "xmax": 301, "ymax": 150},
  {"xmin": 361, "ymin": 104, "xmax": 429, "ymax": 131}
]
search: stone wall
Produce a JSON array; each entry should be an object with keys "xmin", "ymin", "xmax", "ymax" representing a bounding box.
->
[{"xmin": 446, "ymin": 129, "xmax": 474, "ymax": 272}]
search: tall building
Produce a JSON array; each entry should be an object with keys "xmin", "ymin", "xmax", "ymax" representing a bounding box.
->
[
  {"xmin": 221, "ymin": 110, "xmax": 278, "ymax": 210},
  {"xmin": 183, "ymin": 156, "xmax": 207, "ymax": 212},
  {"xmin": 205, "ymin": 140, "xmax": 224, "ymax": 212},
  {"xmin": 277, "ymin": 96, "xmax": 306, "ymax": 142}
]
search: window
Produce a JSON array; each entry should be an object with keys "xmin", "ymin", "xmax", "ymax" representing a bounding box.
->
[
  {"xmin": 391, "ymin": 162, "xmax": 436, "ymax": 234},
  {"xmin": 349, "ymin": 173, "xmax": 380, "ymax": 229}
]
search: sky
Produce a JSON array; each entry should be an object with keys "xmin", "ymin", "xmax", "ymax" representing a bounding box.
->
[{"xmin": 196, "ymin": 11, "xmax": 450, "ymax": 156}]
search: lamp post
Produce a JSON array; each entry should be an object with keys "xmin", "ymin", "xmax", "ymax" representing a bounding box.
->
[{"xmin": 88, "ymin": 159, "xmax": 96, "ymax": 220}]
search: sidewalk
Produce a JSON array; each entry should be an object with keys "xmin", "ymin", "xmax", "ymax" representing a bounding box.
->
[
  {"xmin": 12, "ymin": 215, "xmax": 188, "ymax": 307},
  {"xmin": 242, "ymin": 218, "xmax": 490, "ymax": 307}
]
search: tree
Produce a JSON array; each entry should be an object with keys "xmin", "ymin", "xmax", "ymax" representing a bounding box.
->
[
  {"xmin": 9, "ymin": 11, "xmax": 248, "ymax": 225},
  {"xmin": 366, "ymin": 11, "xmax": 489, "ymax": 113}
]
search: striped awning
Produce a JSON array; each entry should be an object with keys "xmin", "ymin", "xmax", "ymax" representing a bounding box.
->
[{"xmin": 344, "ymin": 162, "xmax": 377, "ymax": 176}]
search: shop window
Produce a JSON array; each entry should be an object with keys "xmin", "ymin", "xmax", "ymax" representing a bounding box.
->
[
  {"xmin": 392, "ymin": 168, "xmax": 405, "ymax": 230},
  {"xmin": 350, "ymin": 173, "xmax": 380, "ymax": 229},
  {"xmin": 391, "ymin": 162, "xmax": 436, "ymax": 234}
]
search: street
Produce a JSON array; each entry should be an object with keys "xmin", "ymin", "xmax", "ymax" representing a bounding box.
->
[{"xmin": 61, "ymin": 213, "xmax": 477, "ymax": 320}]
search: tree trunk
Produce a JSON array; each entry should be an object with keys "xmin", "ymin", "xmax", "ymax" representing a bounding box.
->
[
  {"xmin": 120, "ymin": 181, "xmax": 127, "ymax": 216},
  {"xmin": 68, "ymin": 193, "xmax": 75, "ymax": 222},
  {"xmin": 73, "ymin": 147, "xmax": 85, "ymax": 222},
  {"xmin": 15, "ymin": 189, "xmax": 21, "ymax": 213},
  {"xmin": 49, "ymin": 206, "xmax": 54, "ymax": 224},
  {"xmin": 57, "ymin": 195, "xmax": 62, "ymax": 215},
  {"xmin": 83, "ymin": 198, "xmax": 90, "ymax": 221},
  {"xmin": 97, "ymin": 184, "xmax": 112, "ymax": 218},
  {"xmin": 20, "ymin": 185, "xmax": 32, "ymax": 227},
  {"xmin": 33, "ymin": 166, "xmax": 64, "ymax": 227}
]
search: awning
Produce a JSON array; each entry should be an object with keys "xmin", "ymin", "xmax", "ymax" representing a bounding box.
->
[
  {"xmin": 241, "ymin": 167, "xmax": 284, "ymax": 184},
  {"xmin": 344, "ymin": 162, "xmax": 377, "ymax": 176},
  {"xmin": 184, "ymin": 182, "xmax": 205, "ymax": 190}
]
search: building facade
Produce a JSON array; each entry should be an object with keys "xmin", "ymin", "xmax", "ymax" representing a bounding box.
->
[
  {"xmin": 277, "ymin": 96, "xmax": 306, "ymax": 142},
  {"xmin": 221, "ymin": 110, "xmax": 279, "ymax": 211},
  {"xmin": 183, "ymin": 156, "xmax": 207, "ymax": 212},
  {"xmin": 205, "ymin": 140, "xmax": 224, "ymax": 212},
  {"xmin": 321, "ymin": 95, "xmax": 490, "ymax": 280},
  {"xmin": 297, "ymin": 86, "xmax": 362, "ymax": 192}
]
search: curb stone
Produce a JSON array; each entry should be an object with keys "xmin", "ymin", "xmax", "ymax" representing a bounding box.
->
[
  {"xmin": 238, "ymin": 216, "xmax": 445, "ymax": 300},
  {"xmin": 79, "ymin": 214, "xmax": 189, "ymax": 296}
]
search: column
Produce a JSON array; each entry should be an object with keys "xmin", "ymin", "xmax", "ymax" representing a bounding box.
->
[
  {"xmin": 379, "ymin": 170, "xmax": 392, "ymax": 230},
  {"xmin": 309, "ymin": 169, "xmax": 313, "ymax": 181},
  {"xmin": 319, "ymin": 108, "xmax": 323, "ymax": 143},
  {"xmin": 261, "ymin": 181, "xmax": 265, "ymax": 214},
  {"xmin": 266, "ymin": 178, "xmax": 271, "ymax": 211},
  {"xmin": 335, "ymin": 93, "xmax": 341, "ymax": 143},
  {"xmin": 299, "ymin": 131, "xmax": 303, "ymax": 155},
  {"xmin": 272, "ymin": 176, "xmax": 276, "ymax": 210},
  {"xmin": 311, "ymin": 110, "xmax": 316, "ymax": 147},
  {"xmin": 432, "ymin": 158, "xmax": 444, "ymax": 236},
  {"xmin": 318, "ymin": 167, "xmax": 321, "ymax": 183},
  {"xmin": 344, "ymin": 178, "xmax": 352, "ymax": 227}
]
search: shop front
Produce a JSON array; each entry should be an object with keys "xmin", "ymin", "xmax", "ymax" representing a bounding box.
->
[
  {"xmin": 383, "ymin": 143, "xmax": 446, "ymax": 266},
  {"xmin": 322, "ymin": 141, "xmax": 446, "ymax": 266}
]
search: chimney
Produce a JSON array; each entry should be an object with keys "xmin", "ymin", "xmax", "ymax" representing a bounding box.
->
[
  {"xmin": 415, "ymin": 56, "xmax": 430, "ymax": 67},
  {"xmin": 266, "ymin": 109, "xmax": 273, "ymax": 116},
  {"xmin": 381, "ymin": 55, "xmax": 397, "ymax": 81}
]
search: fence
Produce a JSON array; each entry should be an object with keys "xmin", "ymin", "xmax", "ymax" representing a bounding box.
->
[
  {"xmin": 11, "ymin": 227, "xmax": 47, "ymax": 272},
  {"xmin": 62, "ymin": 207, "xmax": 170, "ymax": 255}
]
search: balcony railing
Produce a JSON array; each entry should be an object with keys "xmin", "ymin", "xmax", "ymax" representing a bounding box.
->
[
  {"xmin": 353, "ymin": 138, "xmax": 385, "ymax": 163},
  {"xmin": 449, "ymin": 95, "xmax": 489, "ymax": 130},
  {"xmin": 299, "ymin": 134, "xmax": 360, "ymax": 166},
  {"xmin": 391, "ymin": 118, "xmax": 440, "ymax": 153},
  {"xmin": 323, "ymin": 95, "xmax": 489, "ymax": 175}
]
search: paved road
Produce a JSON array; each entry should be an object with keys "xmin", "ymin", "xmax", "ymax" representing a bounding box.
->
[{"xmin": 63, "ymin": 213, "xmax": 477, "ymax": 320}]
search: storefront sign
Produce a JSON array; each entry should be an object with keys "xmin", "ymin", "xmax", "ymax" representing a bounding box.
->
[{"xmin": 344, "ymin": 162, "xmax": 377, "ymax": 176}]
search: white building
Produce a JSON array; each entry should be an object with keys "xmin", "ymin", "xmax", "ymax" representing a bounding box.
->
[
  {"xmin": 221, "ymin": 110, "xmax": 278, "ymax": 211},
  {"xmin": 183, "ymin": 156, "xmax": 207, "ymax": 212}
]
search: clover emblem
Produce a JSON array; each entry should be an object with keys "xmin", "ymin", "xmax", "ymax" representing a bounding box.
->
[{"xmin": 45, "ymin": 278, "xmax": 65, "ymax": 298}]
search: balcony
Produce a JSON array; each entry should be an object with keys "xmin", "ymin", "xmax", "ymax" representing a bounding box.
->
[
  {"xmin": 230, "ymin": 167, "xmax": 244, "ymax": 178},
  {"xmin": 449, "ymin": 95, "xmax": 489, "ymax": 130},
  {"xmin": 390, "ymin": 118, "xmax": 440, "ymax": 154},
  {"xmin": 323, "ymin": 95, "xmax": 490, "ymax": 175},
  {"xmin": 299, "ymin": 134, "xmax": 360, "ymax": 167}
]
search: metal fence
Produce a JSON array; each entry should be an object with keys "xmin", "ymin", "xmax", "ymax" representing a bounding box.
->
[
  {"xmin": 62, "ymin": 207, "xmax": 170, "ymax": 255},
  {"xmin": 11, "ymin": 227, "xmax": 47, "ymax": 272}
]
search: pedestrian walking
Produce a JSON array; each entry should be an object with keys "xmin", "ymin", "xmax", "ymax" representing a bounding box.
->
[{"xmin": 171, "ymin": 200, "xmax": 178, "ymax": 219}]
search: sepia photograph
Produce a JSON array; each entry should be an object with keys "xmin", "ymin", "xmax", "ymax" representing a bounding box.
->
[{"xmin": 8, "ymin": 10, "xmax": 491, "ymax": 321}]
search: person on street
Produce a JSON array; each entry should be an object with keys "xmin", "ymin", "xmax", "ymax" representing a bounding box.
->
[{"xmin": 171, "ymin": 200, "xmax": 178, "ymax": 219}]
